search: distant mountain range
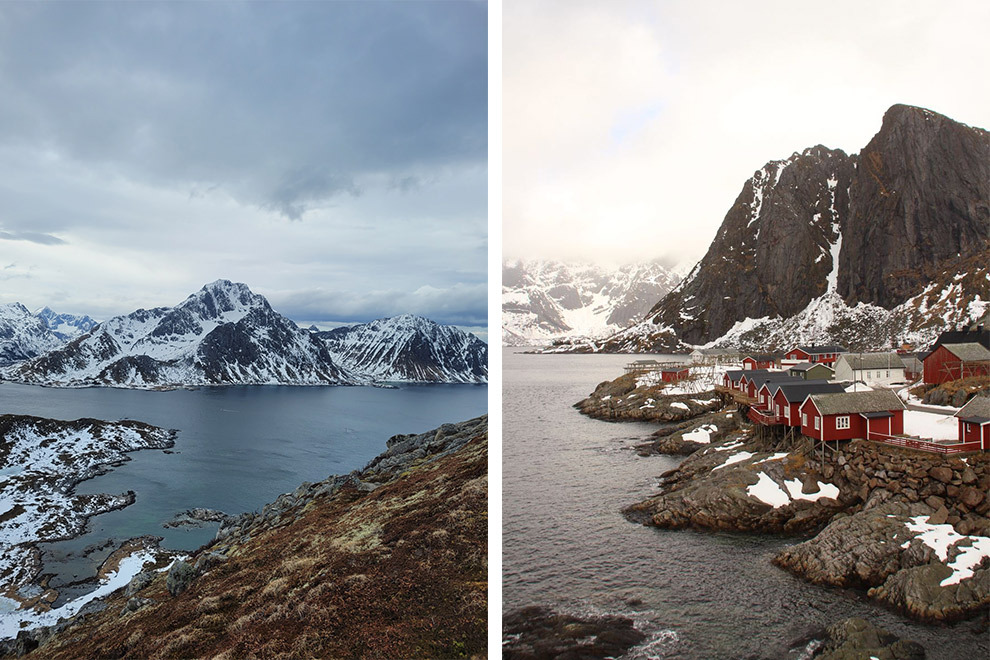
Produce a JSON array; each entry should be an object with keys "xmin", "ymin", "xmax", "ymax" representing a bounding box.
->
[
  {"xmin": 0, "ymin": 304, "xmax": 66, "ymax": 366},
  {"xmin": 502, "ymin": 259, "xmax": 682, "ymax": 345},
  {"xmin": 316, "ymin": 315, "xmax": 487, "ymax": 383},
  {"xmin": 555, "ymin": 105, "xmax": 990, "ymax": 353},
  {"xmin": 1, "ymin": 281, "xmax": 487, "ymax": 387}
]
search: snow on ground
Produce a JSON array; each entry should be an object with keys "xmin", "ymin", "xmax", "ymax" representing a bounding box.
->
[
  {"xmin": 713, "ymin": 451, "xmax": 754, "ymax": 470},
  {"xmin": 903, "ymin": 410, "xmax": 959, "ymax": 441},
  {"xmin": 682, "ymin": 425, "xmax": 717, "ymax": 444},
  {"xmin": 0, "ymin": 549, "xmax": 158, "ymax": 639},
  {"xmin": 746, "ymin": 472, "xmax": 791, "ymax": 508},
  {"xmin": 783, "ymin": 478, "xmax": 840, "ymax": 502},
  {"xmin": 754, "ymin": 453, "xmax": 789, "ymax": 464},
  {"xmin": 902, "ymin": 516, "xmax": 990, "ymax": 587},
  {"xmin": 669, "ymin": 402, "xmax": 689, "ymax": 410},
  {"xmin": 713, "ymin": 440, "xmax": 745, "ymax": 452}
]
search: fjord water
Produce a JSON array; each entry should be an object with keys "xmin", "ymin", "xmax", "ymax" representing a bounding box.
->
[
  {"xmin": 502, "ymin": 349, "xmax": 986, "ymax": 660},
  {"xmin": 2, "ymin": 381, "xmax": 486, "ymax": 589}
]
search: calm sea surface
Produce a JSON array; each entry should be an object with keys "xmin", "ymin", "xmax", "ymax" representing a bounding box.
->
[
  {"xmin": 1, "ymin": 381, "xmax": 486, "ymax": 591},
  {"xmin": 502, "ymin": 348, "xmax": 987, "ymax": 659}
]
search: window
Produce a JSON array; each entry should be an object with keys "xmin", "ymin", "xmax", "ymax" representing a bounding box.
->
[
  {"xmin": 866, "ymin": 371, "xmax": 872, "ymax": 379},
  {"xmin": 814, "ymin": 416, "xmax": 820, "ymax": 430},
  {"xmin": 886, "ymin": 370, "xmax": 890, "ymax": 377},
  {"xmin": 802, "ymin": 413, "xmax": 807, "ymax": 426},
  {"xmin": 836, "ymin": 416, "xmax": 850, "ymax": 429}
]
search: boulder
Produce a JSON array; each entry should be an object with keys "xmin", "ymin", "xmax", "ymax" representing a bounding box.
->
[{"xmin": 166, "ymin": 559, "xmax": 197, "ymax": 597}]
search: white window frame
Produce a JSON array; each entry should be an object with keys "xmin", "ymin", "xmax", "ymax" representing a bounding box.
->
[
  {"xmin": 836, "ymin": 415, "xmax": 850, "ymax": 430},
  {"xmin": 814, "ymin": 416, "xmax": 820, "ymax": 430},
  {"xmin": 802, "ymin": 413, "xmax": 808, "ymax": 426}
]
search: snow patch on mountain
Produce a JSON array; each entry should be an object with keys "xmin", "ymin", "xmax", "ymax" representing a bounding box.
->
[{"xmin": 34, "ymin": 307, "xmax": 99, "ymax": 341}]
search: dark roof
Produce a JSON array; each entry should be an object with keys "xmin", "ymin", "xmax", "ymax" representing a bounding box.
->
[
  {"xmin": 805, "ymin": 389, "xmax": 906, "ymax": 415},
  {"xmin": 929, "ymin": 327, "xmax": 990, "ymax": 352},
  {"xmin": 959, "ymin": 416, "xmax": 990, "ymax": 425},
  {"xmin": 773, "ymin": 381, "xmax": 845, "ymax": 403},
  {"xmin": 955, "ymin": 396, "xmax": 990, "ymax": 420},
  {"xmin": 724, "ymin": 369, "xmax": 746, "ymax": 381},
  {"xmin": 795, "ymin": 345, "xmax": 847, "ymax": 355},
  {"xmin": 744, "ymin": 354, "xmax": 777, "ymax": 361},
  {"xmin": 753, "ymin": 374, "xmax": 801, "ymax": 390},
  {"xmin": 789, "ymin": 363, "xmax": 834, "ymax": 373},
  {"xmin": 860, "ymin": 411, "xmax": 894, "ymax": 419}
]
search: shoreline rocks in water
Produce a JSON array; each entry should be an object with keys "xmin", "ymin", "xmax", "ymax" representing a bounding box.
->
[
  {"xmin": 0, "ymin": 415, "xmax": 176, "ymax": 607},
  {"xmin": 502, "ymin": 605, "xmax": 647, "ymax": 660},
  {"xmin": 574, "ymin": 372, "xmax": 725, "ymax": 423},
  {"xmin": 162, "ymin": 508, "xmax": 230, "ymax": 529},
  {"xmin": 815, "ymin": 617, "xmax": 926, "ymax": 660}
]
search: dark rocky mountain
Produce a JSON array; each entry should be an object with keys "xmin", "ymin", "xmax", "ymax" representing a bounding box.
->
[
  {"xmin": 0, "ymin": 304, "xmax": 65, "ymax": 366},
  {"xmin": 591, "ymin": 104, "xmax": 989, "ymax": 352},
  {"xmin": 3, "ymin": 281, "xmax": 356, "ymax": 387},
  {"xmin": 316, "ymin": 315, "xmax": 487, "ymax": 383}
]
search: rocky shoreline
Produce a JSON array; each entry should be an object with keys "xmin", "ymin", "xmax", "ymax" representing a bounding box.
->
[
  {"xmin": 576, "ymin": 377, "xmax": 990, "ymax": 626},
  {"xmin": 574, "ymin": 372, "xmax": 724, "ymax": 423}
]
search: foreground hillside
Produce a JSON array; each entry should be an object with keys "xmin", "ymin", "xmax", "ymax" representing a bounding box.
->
[{"xmin": 11, "ymin": 416, "xmax": 488, "ymax": 659}]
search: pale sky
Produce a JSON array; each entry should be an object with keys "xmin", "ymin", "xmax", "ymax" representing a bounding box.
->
[
  {"xmin": 503, "ymin": 0, "xmax": 990, "ymax": 270},
  {"xmin": 0, "ymin": 2, "xmax": 487, "ymax": 337}
]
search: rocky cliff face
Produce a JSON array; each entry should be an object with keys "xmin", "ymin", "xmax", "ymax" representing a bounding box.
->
[
  {"xmin": 595, "ymin": 105, "xmax": 989, "ymax": 352},
  {"xmin": 315, "ymin": 314, "xmax": 488, "ymax": 383}
]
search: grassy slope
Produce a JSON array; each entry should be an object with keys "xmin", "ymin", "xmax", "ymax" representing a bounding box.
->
[{"xmin": 29, "ymin": 428, "xmax": 488, "ymax": 659}]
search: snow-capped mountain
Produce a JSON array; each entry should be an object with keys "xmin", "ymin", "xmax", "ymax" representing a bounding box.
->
[
  {"xmin": 0, "ymin": 303, "xmax": 66, "ymax": 366},
  {"xmin": 316, "ymin": 315, "xmax": 487, "ymax": 383},
  {"xmin": 502, "ymin": 259, "xmax": 681, "ymax": 345},
  {"xmin": 3, "ymin": 280, "xmax": 356, "ymax": 387},
  {"xmin": 34, "ymin": 307, "xmax": 99, "ymax": 341},
  {"xmin": 581, "ymin": 104, "xmax": 989, "ymax": 353}
]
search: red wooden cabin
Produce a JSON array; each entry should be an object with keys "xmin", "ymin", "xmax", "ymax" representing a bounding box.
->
[
  {"xmin": 922, "ymin": 343, "xmax": 990, "ymax": 385},
  {"xmin": 769, "ymin": 381, "xmax": 845, "ymax": 427},
  {"xmin": 799, "ymin": 390, "xmax": 905, "ymax": 442},
  {"xmin": 660, "ymin": 367, "xmax": 690, "ymax": 382},
  {"xmin": 742, "ymin": 354, "xmax": 777, "ymax": 370},
  {"xmin": 785, "ymin": 345, "xmax": 847, "ymax": 366},
  {"xmin": 955, "ymin": 396, "xmax": 990, "ymax": 450}
]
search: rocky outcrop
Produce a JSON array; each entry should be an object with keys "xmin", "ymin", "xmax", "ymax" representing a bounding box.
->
[
  {"xmin": 638, "ymin": 409, "xmax": 742, "ymax": 455},
  {"xmin": 774, "ymin": 499, "xmax": 990, "ymax": 622},
  {"xmin": 17, "ymin": 416, "xmax": 488, "ymax": 659},
  {"xmin": 574, "ymin": 373, "xmax": 725, "ymax": 423},
  {"xmin": 502, "ymin": 606, "xmax": 647, "ymax": 660},
  {"xmin": 816, "ymin": 617, "xmax": 925, "ymax": 660}
]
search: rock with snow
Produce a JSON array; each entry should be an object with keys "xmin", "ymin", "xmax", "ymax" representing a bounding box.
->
[
  {"xmin": 315, "ymin": 314, "xmax": 487, "ymax": 383},
  {"xmin": 502, "ymin": 259, "xmax": 681, "ymax": 345},
  {"xmin": 0, "ymin": 303, "xmax": 66, "ymax": 366},
  {"xmin": 3, "ymin": 280, "xmax": 357, "ymax": 387}
]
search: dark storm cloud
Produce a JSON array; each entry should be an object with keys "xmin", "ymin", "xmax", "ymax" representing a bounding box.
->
[{"xmin": 0, "ymin": 1, "xmax": 487, "ymax": 222}]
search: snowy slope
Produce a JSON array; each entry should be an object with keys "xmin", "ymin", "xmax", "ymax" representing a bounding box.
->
[
  {"xmin": 0, "ymin": 303, "xmax": 66, "ymax": 366},
  {"xmin": 34, "ymin": 307, "xmax": 99, "ymax": 341},
  {"xmin": 502, "ymin": 259, "xmax": 681, "ymax": 345},
  {"xmin": 3, "ymin": 280, "xmax": 357, "ymax": 387},
  {"xmin": 317, "ymin": 315, "xmax": 487, "ymax": 383}
]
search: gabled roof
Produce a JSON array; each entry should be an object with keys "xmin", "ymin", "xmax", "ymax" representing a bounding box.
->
[
  {"xmin": 724, "ymin": 369, "xmax": 746, "ymax": 381},
  {"xmin": 955, "ymin": 396, "xmax": 990, "ymax": 420},
  {"xmin": 744, "ymin": 354, "xmax": 777, "ymax": 361},
  {"xmin": 794, "ymin": 345, "xmax": 847, "ymax": 355},
  {"xmin": 941, "ymin": 343, "xmax": 990, "ymax": 362},
  {"xmin": 805, "ymin": 389, "xmax": 905, "ymax": 415},
  {"xmin": 930, "ymin": 327, "xmax": 990, "ymax": 352},
  {"xmin": 836, "ymin": 352, "xmax": 906, "ymax": 371},
  {"xmin": 789, "ymin": 362, "xmax": 834, "ymax": 373},
  {"xmin": 773, "ymin": 381, "xmax": 845, "ymax": 403}
]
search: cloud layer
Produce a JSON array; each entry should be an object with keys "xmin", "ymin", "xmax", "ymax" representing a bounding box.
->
[
  {"xmin": 503, "ymin": 0, "xmax": 990, "ymax": 269},
  {"xmin": 0, "ymin": 2, "xmax": 487, "ymax": 328}
]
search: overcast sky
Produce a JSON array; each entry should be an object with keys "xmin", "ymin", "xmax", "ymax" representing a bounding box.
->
[
  {"xmin": 503, "ymin": 0, "xmax": 990, "ymax": 271},
  {"xmin": 0, "ymin": 2, "xmax": 487, "ymax": 337}
]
